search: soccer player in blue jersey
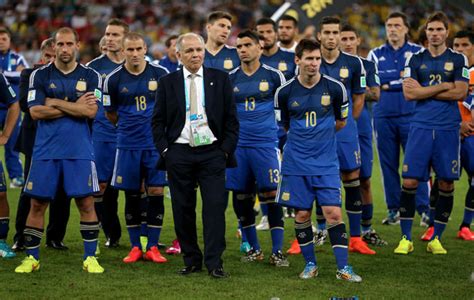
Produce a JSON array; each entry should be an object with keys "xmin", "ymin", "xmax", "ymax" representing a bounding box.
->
[
  {"xmin": 394, "ymin": 12, "xmax": 469, "ymax": 255},
  {"xmin": 104, "ymin": 32, "xmax": 169, "ymax": 264},
  {"xmin": 87, "ymin": 18, "xmax": 129, "ymax": 249},
  {"xmin": 276, "ymin": 39, "xmax": 361, "ymax": 281},
  {"xmin": 16, "ymin": 27, "xmax": 103, "ymax": 273},
  {"xmin": 318, "ymin": 16, "xmax": 375, "ymax": 255},
  {"xmin": 367, "ymin": 12, "xmax": 430, "ymax": 226},
  {"xmin": 159, "ymin": 35, "xmax": 179, "ymax": 72},
  {"xmin": 340, "ymin": 24, "xmax": 387, "ymax": 247},
  {"xmin": 204, "ymin": 11, "xmax": 240, "ymax": 72},
  {"xmin": 0, "ymin": 27, "xmax": 27, "ymax": 188},
  {"xmin": 227, "ymin": 30, "xmax": 288, "ymax": 266},
  {"xmin": 277, "ymin": 15, "xmax": 299, "ymax": 52},
  {"xmin": 0, "ymin": 73, "xmax": 20, "ymax": 258}
]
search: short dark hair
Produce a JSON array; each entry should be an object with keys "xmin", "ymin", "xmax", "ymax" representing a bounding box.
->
[
  {"xmin": 425, "ymin": 11, "xmax": 449, "ymax": 30},
  {"xmin": 237, "ymin": 29, "xmax": 260, "ymax": 44},
  {"xmin": 123, "ymin": 32, "xmax": 146, "ymax": 47},
  {"xmin": 0, "ymin": 27, "xmax": 12, "ymax": 38},
  {"xmin": 256, "ymin": 18, "xmax": 277, "ymax": 32},
  {"xmin": 40, "ymin": 38, "xmax": 54, "ymax": 51},
  {"xmin": 207, "ymin": 11, "xmax": 232, "ymax": 24},
  {"xmin": 295, "ymin": 39, "xmax": 321, "ymax": 58},
  {"xmin": 319, "ymin": 16, "xmax": 340, "ymax": 32},
  {"xmin": 165, "ymin": 35, "xmax": 178, "ymax": 48},
  {"xmin": 417, "ymin": 25, "xmax": 428, "ymax": 46},
  {"xmin": 279, "ymin": 15, "xmax": 298, "ymax": 27},
  {"xmin": 53, "ymin": 27, "xmax": 79, "ymax": 43},
  {"xmin": 340, "ymin": 23, "xmax": 358, "ymax": 36},
  {"xmin": 386, "ymin": 12, "xmax": 410, "ymax": 28},
  {"xmin": 107, "ymin": 18, "xmax": 130, "ymax": 34},
  {"xmin": 454, "ymin": 30, "xmax": 474, "ymax": 44}
]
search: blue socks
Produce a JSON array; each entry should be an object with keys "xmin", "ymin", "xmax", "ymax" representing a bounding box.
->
[{"xmin": 80, "ymin": 221, "xmax": 100, "ymax": 259}]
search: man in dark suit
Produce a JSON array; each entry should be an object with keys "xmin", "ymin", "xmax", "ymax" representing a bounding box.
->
[
  {"xmin": 12, "ymin": 38, "xmax": 71, "ymax": 251},
  {"xmin": 152, "ymin": 32, "xmax": 238, "ymax": 278}
]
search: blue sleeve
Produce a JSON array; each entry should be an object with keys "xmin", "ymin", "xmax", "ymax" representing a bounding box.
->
[
  {"xmin": 103, "ymin": 73, "xmax": 117, "ymax": 112},
  {"xmin": 275, "ymin": 86, "xmax": 289, "ymax": 129},
  {"xmin": 404, "ymin": 53, "xmax": 419, "ymax": 81},
  {"xmin": 351, "ymin": 56, "xmax": 365, "ymax": 95},
  {"xmin": 331, "ymin": 80, "xmax": 349, "ymax": 121},
  {"xmin": 0, "ymin": 74, "xmax": 17, "ymax": 105},
  {"xmin": 455, "ymin": 53, "xmax": 470, "ymax": 83},
  {"xmin": 364, "ymin": 60, "xmax": 380, "ymax": 88},
  {"xmin": 27, "ymin": 69, "xmax": 46, "ymax": 108}
]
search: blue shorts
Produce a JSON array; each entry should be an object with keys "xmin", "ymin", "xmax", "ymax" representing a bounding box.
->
[
  {"xmin": 111, "ymin": 149, "xmax": 167, "ymax": 191},
  {"xmin": 337, "ymin": 139, "xmax": 361, "ymax": 172},
  {"xmin": 461, "ymin": 135, "xmax": 474, "ymax": 176},
  {"xmin": 0, "ymin": 162, "xmax": 6, "ymax": 192},
  {"xmin": 403, "ymin": 127, "xmax": 460, "ymax": 181},
  {"xmin": 358, "ymin": 133, "xmax": 373, "ymax": 179},
  {"xmin": 93, "ymin": 140, "xmax": 116, "ymax": 183},
  {"xmin": 276, "ymin": 174, "xmax": 342, "ymax": 210},
  {"xmin": 226, "ymin": 146, "xmax": 280, "ymax": 193},
  {"xmin": 24, "ymin": 159, "xmax": 99, "ymax": 200}
]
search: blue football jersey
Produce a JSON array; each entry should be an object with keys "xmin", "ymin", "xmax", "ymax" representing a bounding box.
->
[
  {"xmin": 275, "ymin": 75, "xmax": 349, "ymax": 175},
  {"xmin": 404, "ymin": 48, "xmax": 469, "ymax": 129},
  {"xmin": 28, "ymin": 63, "xmax": 101, "ymax": 160},
  {"xmin": 0, "ymin": 49, "xmax": 28, "ymax": 108},
  {"xmin": 204, "ymin": 45, "xmax": 240, "ymax": 72},
  {"xmin": 159, "ymin": 56, "xmax": 179, "ymax": 72},
  {"xmin": 86, "ymin": 54, "xmax": 122, "ymax": 142},
  {"xmin": 368, "ymin": 42, "xmax": 422, "ymax": 118},
  {"xmin": 357, "ymin": 58, "xmax": 380, "ymax": 136},
  {"xmin": 320, "ymin": 51, "xmax": 365, "ymax": 142},
  {"xmin": 260, "ymin": 49, "xmax": 297, "ymax": 80},
  {"xmin": 103, "ymin": 62, "xmax": 168, "ymax": 150},
  {"xmin": 229, "ymin": 63, "xmax": 285, "ymax": 148},
  {"xmin": 0, "ymin": 73, "xmax": 17, "ymax": 105}
]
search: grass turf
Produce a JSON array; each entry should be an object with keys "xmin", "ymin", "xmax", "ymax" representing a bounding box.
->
[{"xmin": 0, "ymin": 153, "xmax": 473, "ymax": 300}]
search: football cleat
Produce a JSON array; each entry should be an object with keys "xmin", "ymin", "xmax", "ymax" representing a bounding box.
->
[
  {"xmin": 240, "ymin": 248, "xmax": 264, "ymax": 263},
  {"xmin": 362, "ymin": 229, "xmax": 388, "ymax": 246},
  {"xmin": 235, "ymin": 228, "xmax": 242, "ymax": 239},
  {"xmin": 144, "ymin": 246, "xmax": 167, "ymax": 263},
  {"xmin": 83, "ymin": 256, "xmax": 104, "ymax": 273},
  {"xmin": 349, "ymin": 237, "xmax": 376, "ymax": 255},
  {"xmin": 256, "ymin": 216, "xmax": 269, "ymax": 231},
  {"xmin": 394, "ymin": 236, "xmax": 414, "ymax": 255},
  {"xmin": 9, "ymin": 177, "xmax": 25, "ymax": 188},
  {"xmin": 336, "ymin": 265, "xmax": 362, "ymax": 283},
  {"xmin": 314, "ymin": 229, "xmax": 328, "ymax": 247},
  {"xmin": 240, "ymin": 241, "xmax": 251, "ymax": 253},
  {"xmin": 269, "ymin": 250, "xmax": 290, "ymax": 267},
  {"xmin": 95, "ymin": 244, "xmax": 100, "ymax": 256},
  {"xmin": 286, "ymin": 239, "xmax": 301, "ymax": 255},
  {"xmin": 427, "ymin": 236, "xmax": 447, "ymax": 255},
  {"xmin": 382, "ymin": 210, "xmax": 400, "ymax": 225},
  {"xmin": 123, "ymin": 246, "xmax": 143, "ymax": 263},
  {"xmin": 299, "ymin": 262, "xmax": 318, "ymax": 279},
  {"xmin": 15, "ymin": 255, "xmax": 40, "ymax": 273},
  {"xmin": 419, "ymin": 212, "xmax": 430, "ymax": 227},
  {"xmin": 421, "ymin": 226, "xmax": 434, "ymax": 241},
  {"xmin": 457, "ymin": 227, "xmax": 474, "ymax": 241},
  {"xmin": 0, "ymin": 240, "xmax": 16, "ymax": 258},
  {"xmin": 166, "ymin": 239, "xmax": 181, "ymax": 255},
  {"xmin": 140, "ymin": 236, "xmax": 148, "ymax": 253}
]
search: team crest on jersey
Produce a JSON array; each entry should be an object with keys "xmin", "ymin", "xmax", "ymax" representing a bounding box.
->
[
  {"xmin": 223, "ymin": 58, "xmax": 233, "ymax": 70},
  {"xmin": 148, "ymin": 80, "xmax": 158, "ymax": 91},
  {"xmin": 49, "ymin": 82, "xmax": 57, "ymax": 89},
  {"xmin": 403, "ymin": 164, "xmax": 408, "ymax": 172},
  {"xmin": 259, "ymin": 80, "xmax": 269, "ymax": 92},
  {"xmin": 278, "ymin": 61, "xmax": 288, "ymax": 72},
  {"xmin": 233, "ymin": 86, "xmax": 239, "ymax": 93},
  {"xmin": 27, "ymin": 181, "xmax": 33, "ymax": 190},
  {"xmin": 76, "ymin": 79, "xmax": 87, "ymax": 92},
  {"xmin": 321, "ymin": 94, "xmax": 331, "ymax": 106},
  {"xmin": 444, "ymin": 62, "xmax": 453, "ymax": 71},
  {"xmin": 339, "ymin": 67, "xmax": 349, "ymax": 79},
  {"xmin": 281, "ymin": 192, "xmax": 290, "ymax": 201},
  {"xmin": 116, "ymin": 176, "xmax": 123, "ymax": 184}
]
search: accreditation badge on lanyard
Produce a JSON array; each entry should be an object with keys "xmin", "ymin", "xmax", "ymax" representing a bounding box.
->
[{"xmin": 189, "ymin": 113, "xmax": 213, "ymax": 147}]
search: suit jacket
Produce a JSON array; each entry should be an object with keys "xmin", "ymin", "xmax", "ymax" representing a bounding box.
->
[
  {"xmin": 14, "ymin": 67, "xmax": 37, "ymax": 155},
  {"xmin": 152, "ymin": 67, "xmax": 239, "ymax": 170}
]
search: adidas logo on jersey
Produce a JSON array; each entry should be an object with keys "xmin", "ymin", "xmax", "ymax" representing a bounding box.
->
[
  {"xmin": 291, "ymin": 101, "xmax": 299, "ymax": 107},
  {"xmin": 233, "ymin": 86, "xmax": 239, "ymax": 93},
  {"xmin": 120, "ymin": 87, "xmax": 129, "ymax": 93},
  {"xmin": 49, "ymin": 83, "xmax": 57, "ymax": 89},
  {"xmin": 378, "ymin": 56, "xmax": 386, "ymax": 61},
  {"xmin": 420, "ymin": 64, "xmax": 428, "ymax": 69}
]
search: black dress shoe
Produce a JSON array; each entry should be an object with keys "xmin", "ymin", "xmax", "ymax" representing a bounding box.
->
[
  {"xmin": 104, "ymin": 238, "xmax": 120, "ymax": 248},
  {"xmin": 46, "ymin": 240, "xmax": 69, "ymax": 250},
  {"xmin": 178, "ymin": 265, "xmax": 202, "ymax": 275},
  {"xmin": 209, "ymin": 268, "xmax": 228, "ymax": 279},
  {"xmin": 11, "ymin": 241, "xmax": 25, "ymax": 252}
]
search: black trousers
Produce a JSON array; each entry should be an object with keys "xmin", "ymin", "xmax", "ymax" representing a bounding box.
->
[
  {"xmin": 101, "ymin": 185, "xmax": 121, "ymax": 242},
  {"xmin": 166, "ymin": 143, "xmax": 227, "ymax": 271},
  {"xmin": 14, "ymin": 154, "xmax": 71, "ymax": 244}
]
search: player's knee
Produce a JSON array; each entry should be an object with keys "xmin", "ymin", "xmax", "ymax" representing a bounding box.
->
[
  {"xmin": 76, "ymin": 198, "xmax": 95, "ymax": 215},
  {"xmin": 360, "ymin": 178, "xmax": 371, "ymax": 191},
  {"xmin": 341, "ymin": 169, "xmax": 360, "ymax": 181},
  {"xmin": 438, "ymin": 180, "xmax": 454, "ymax": 191},
  {"xmin": 98, "ymin": 182, "xmax": 107, "ymax": 194},
  {"xmin": 30, "ymin": 199, "xmax": 48, "ymax": 215},
  {"xmin": 295, "ymin": 209, "xmax": 311, "ymax": 222},
  {"xmin": 147, "ymin": 186, "xmax": 164, "ymax": 196},
  {"xmin": 259, "ymin": 190, "xmax": 276, "ymax": 198},
  {"xmin": 402, "ymin": 178, "xmax": 418, "ymax": 189},
  {"xmin": 322, "ymin": 207, "xmax": 342, "ymax": 223}
]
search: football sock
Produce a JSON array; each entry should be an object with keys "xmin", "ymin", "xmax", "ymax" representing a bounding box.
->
[
  {"xmin": 24, "ymin": 226, "xmax": 43, "ymax": 260},
  {"xmin": 361, "ymin": 204, "xmax": 373, "ymax": 233},
  {"xmin": 234, "ymin": 193, "xmax": 259, "ymax": 250},
  {"xmin": 429, "ymin": 179, "xmax": 439, "ymax": 227},
  {"xmin": 80, "ymin": 221, "xmax": 99, "ymax": 259},
  {"xmin": 433, "ymin": 188, "xmax": 454, "ymax": 240},
  {"xmin": 461, "ymin": 183, "xmax": 474, "ymax": 229},
  {"xmin": 295, "ymin": 219, "xmax": 316, "ymax": 264},
  {"xmin": 125, "ymin": 192, "xmax": 141, "ymax": 248},
  {"xmin": 343, "ymin": 179, "xmax": 362, "ymax": 237},
  {"xmin": 232, "ymin": 192, "xmax": 248, "ymax": 243},
  {"xmin": 0, "ymin": 217, "xmax": 9, "ymax": 240},
  {"xmin": 140, "ymin": 193, "xmax": 148, "ymax": 237},
  {"xmin": 146, "ymin": 195, "xmax": 164, "ymax": 250},
  {"xmin": 265, "ymin": 199, "xmax": 284, "ymax": 253},
  {"xmin": 400, "ymin": 185, "xmax": 417, "ymax": 240},
  {"xmin": 327, "ymin": 222, "xmax": 348, "ymax": 270}
]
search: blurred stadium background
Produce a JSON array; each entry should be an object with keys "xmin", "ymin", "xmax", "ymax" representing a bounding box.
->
[{"xmin": 1, "ymin": 0, "xmax": 473, "ymax": 66}]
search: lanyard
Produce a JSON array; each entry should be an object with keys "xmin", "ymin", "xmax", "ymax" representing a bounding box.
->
[{"xmin": 183, "ymin": 74, "xmax": 206, "ymax": 111}]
